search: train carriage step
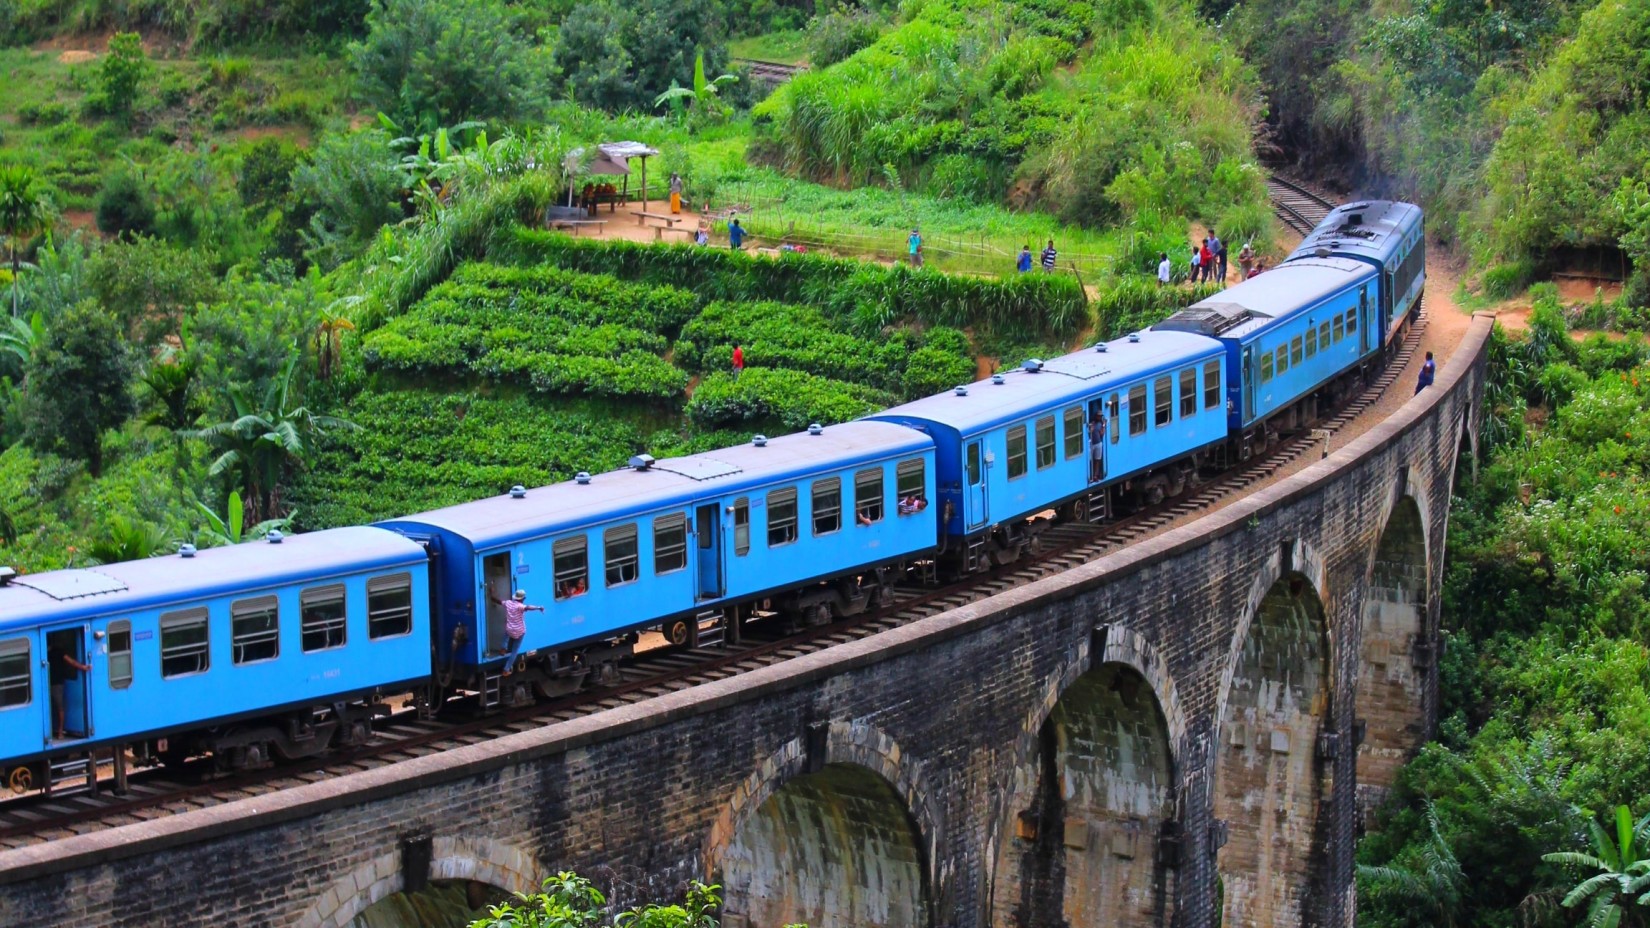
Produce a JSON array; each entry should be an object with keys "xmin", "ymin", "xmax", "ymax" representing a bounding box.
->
[
  {"xmin": 480, "ymin": 672, "xmax": 504, "ymax": 712},
  {"xmin": 46, "ymin": 753, "xmax": 96, "ymax": 797},
  {"xmin": 692, "ymin": 610, "xmax": 726, "ymax": 649},
  {"xmin": 1084, "ymin": 489, "xmax": 1110, "ymax": 524}
]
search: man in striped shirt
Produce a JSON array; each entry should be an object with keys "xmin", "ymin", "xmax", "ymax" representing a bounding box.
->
[
  {"xmin": 493, "ymin": 589, "xmax": 544, "ymax": 675},
  {"xmin": 1040, "ymin": 240, "xmax": 1057, "ymax": 272}
]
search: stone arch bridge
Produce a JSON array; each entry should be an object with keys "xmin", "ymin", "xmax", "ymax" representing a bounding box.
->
[{"xmin": 0, "ymin": 318, "xmax": 1492, "ymax": 928}]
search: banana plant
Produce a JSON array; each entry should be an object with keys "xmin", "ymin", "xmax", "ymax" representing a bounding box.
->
[
  {"xmin": 653, "ymin": 51, "xmax": 738, "ymax": 128},
  {"xmin": 194, "ymin": 489, "xmax": 296, "ymax": 547},
  {"xmin": 1544, "ymin": 804, "xmax": 1650, "ymax": 928}
]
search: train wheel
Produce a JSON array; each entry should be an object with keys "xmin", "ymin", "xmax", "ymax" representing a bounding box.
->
[
  {"xmin": 8, "ymin": 765, "xmax": 33, "ymax": 794},
  {"xmin": 664, "ymin": 619, "xmax": 691, "ymax": 647}
]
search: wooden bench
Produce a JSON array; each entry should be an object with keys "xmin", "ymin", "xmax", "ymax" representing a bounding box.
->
[
  {"xmin": 632, "ymin": 210, "xmax": 682, "ymax": 227},
  {"xmin": 549, "ymin": 219, "xmax": 608, "ymax": 237}
]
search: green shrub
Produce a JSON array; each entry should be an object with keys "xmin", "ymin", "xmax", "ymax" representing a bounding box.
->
[
  {"xmin": 903, "ymin": 342, "xmax": 977, "ymax": 396},
  {"xmin": 1096, "ymin": 275, "xmax": 1223, "ymax": 338},
  {"xmin": 506, "ymin": 229, "xmax": 1089, "ymax": 341},
  {"xmin": 686, "ymin": 369, "xmax": 893, "ymax": 431},
  {"xmin": 1481, "ymin": 259, "xmax": 1537, "ymax": 299},
  {"xmin": 16, "ymin": 101, "xmax": 71, "ymax": 126},
  {"xmin": 95, "ymin": 172, "xmax": 157, "ymax": 240},
  {"xmin": 806, "ymin": 9, "xmax": 883, "ymax": 68}
]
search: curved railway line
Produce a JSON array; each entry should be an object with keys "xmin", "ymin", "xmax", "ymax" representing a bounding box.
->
[
  {"xmin": 0, "ymin": 296, "xmax": 1435, "ymax": 851},
  {"xmin": 1268, "ymin": 175, "xmax": 1337, "ymax": 235}
]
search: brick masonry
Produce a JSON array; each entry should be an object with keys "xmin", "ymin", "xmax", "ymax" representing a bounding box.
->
[{"xmin": 0, "ymin": 316, "xmax": 1493, "ymax": 928}]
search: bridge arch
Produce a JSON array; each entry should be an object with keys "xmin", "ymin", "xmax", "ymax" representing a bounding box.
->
[
  {"xmin": 990, "ymin": 628, "xmax": 1184, "ymax": 928},
  {"xmin": 708, "ymin": 722, "xmax": 938, "ymax": 928},
  {"xmin": 1212, "ymin": 542, "xmax": 1332, "ymax": 928},
  {"xmin": 1355, "ymin": 484, "xmax": 1430, "ymax": 805},
  {"xmin": 298, "ymin": 835, "xmax": 544, "ymax": 928}
]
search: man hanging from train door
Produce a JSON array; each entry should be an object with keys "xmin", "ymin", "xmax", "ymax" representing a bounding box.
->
[
  {"xmin": 1088, "ymin": 401, "xmax": 1107, "ymax": 483},
  {"xmin": 47, "ymin": 637, "xmax": 90, "ymax": 740}
]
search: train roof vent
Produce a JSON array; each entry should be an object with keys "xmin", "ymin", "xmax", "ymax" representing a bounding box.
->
[
  {"xmin": 1022, "ymin": 359, "xmax": 1043, "ymax": 372},
  {"xmin": 991, "ymin": 373, "xmax": 1005, "ymax": 385},
  {"xmin": 509, "ymin": 485, "xmax": 527, "ymax": 499},
  {"xmin": 266, "ymin": 530, "xmax": 284, "ymax": 544},
  {"xmin": 1094, "ymin": 342, "xmax": 1108, "ymax": 352},
  {"xmin": 954, "ymin": 385, "xmax": 968, "ymax": 396},
  {"xmin": 575, "ymin": 472, "xmax": 592, "ymax": 484},
  {"xmin": 753, "ymin": 434, "xmax": 768, "ymax": 446},
  {"xmin": 1128, "ymin": 333, "xmax": 1141, "ymax": 343},
  {"xmin": 0, "ymin": 566, "xmax": 13, "ymax": 586},
  {"xmin": 1156, "ymin": 302, "xmax": 1263, "ymax": 337},
  {"xmin": 15, "ymin": 570, "xmax": 127, "ymax": 601},
  {"xmin": 177, "ymin": 544, "xmax": 196, "ymax": 559},
  {"xmin": 808, "ymin": 423, "xmax": 823, "ymax": 435},
  {"xmin": 630, "ymin": 454, "xmax": 656, "ymax": 471}
]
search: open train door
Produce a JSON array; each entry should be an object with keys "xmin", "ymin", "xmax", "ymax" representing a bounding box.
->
[
  {"xmin": 964, "ymin": 440, "xmax": 988, "ymax": 531},
  {"xmin": 42, "ymin": 625, "xmax": 91, "ymax": 744},
  {"xmin": 696, "ymin": 504, "xmax": 724, "ymax": 600}
]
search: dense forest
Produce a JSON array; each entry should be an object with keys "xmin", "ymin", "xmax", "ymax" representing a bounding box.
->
[{"xmin": 2, "ymin": 0, "xmax": 1650, "ymax": 924}]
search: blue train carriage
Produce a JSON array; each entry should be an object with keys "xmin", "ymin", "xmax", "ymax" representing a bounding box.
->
[
  {"xmin": 1287, "ymin": 200, "xmax": 1426, "ymax": 348},
  {"xmin": 866, "ymin": 329, "xmax": 1227, "ymax": 572},
  {"xmin": 0, "ymin": 527, "xmax": 431, "ymax": 792},
  {"xmin": 1156, "ymin": 255, "xmax": 1382, "ymax": 460},
  {"xmin": 377, "ymin": 421, "xmax": 936, "ymax": 709}
]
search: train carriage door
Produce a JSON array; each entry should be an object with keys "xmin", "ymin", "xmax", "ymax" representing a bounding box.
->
[
  {"xmin": 481, "ymin": 552, "xmax": 512, "ymax": 655},
  {"xmin": 696, "ymin": 504, "xmax": 723, "ymax": 599},
  {"xmin": 1359, "ymin": 287, "xmax": 1372, "ymax": 355},
  {"xmin": 965, "ymin": 440, "xmax": 988, "ymax": 530},
  {"xmin": 43, "ymin": 627, "xmax": 91, "ymax": 742}
]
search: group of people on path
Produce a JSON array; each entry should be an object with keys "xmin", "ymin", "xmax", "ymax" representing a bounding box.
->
[
  {"xmin": 1156, "ymin": 232, "xmax": 1269, "ymax": 287},
  {"xmin": 1015, "ymin": 240, "xmax": 1059, "ymax": 273}
]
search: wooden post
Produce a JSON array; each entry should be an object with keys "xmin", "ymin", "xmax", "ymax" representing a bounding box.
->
[
  {"xmin": 112, "ymin": 745, "xmax": 128, "ymax": 795},
  {"xmin": 640, "ymin": 156, "xmax": 648, "ymax": 212}
]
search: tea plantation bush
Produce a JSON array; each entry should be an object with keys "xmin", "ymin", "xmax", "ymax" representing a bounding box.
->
[
  {"xmin": 290, "ymin": 390, "xmax": 648, "ymax": 528},
  {"xmin": 686, "ymin": 369, "xmax": 893, "ymax": 432},
  {"xmin": 361, "ymin": 264, "xmax": 692, "ymax": 401},
  {"xmin": 1097, "ymin": 276, "xmax": 1223, "ymax": 338},
  {"xmin": 677, "ymin": 301, "xmax": 976, "ymax": 398},
  {"xmin": 504, "ymin": 229, "xmax": 1089, "ymax": 341}
]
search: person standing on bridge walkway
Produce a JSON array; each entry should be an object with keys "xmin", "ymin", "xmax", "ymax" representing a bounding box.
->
[
  {"xmin": 1415, "ymin": 351, "xmax": 1436, "ymax": 395},
  {"xmin": 494, "ymin": 590, "xmax": 544, "ymax": 676}
]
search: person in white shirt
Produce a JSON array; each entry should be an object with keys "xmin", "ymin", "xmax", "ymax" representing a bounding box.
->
[{"xmin": 1157, "ymin": 252, "xmax": 1171, "ymax": 286}]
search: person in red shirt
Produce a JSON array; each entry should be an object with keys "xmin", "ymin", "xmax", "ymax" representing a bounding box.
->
[
  {"xmin": 1199, "ymin": 240, "xmax": 1215, "ymax": 283},
  {"xmin": 731, "ymin": 344, "xmax": 744, "ymax": 380}
]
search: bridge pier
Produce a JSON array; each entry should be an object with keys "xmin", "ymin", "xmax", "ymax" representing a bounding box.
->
[{"xmin": 0, "ymin": 318, "xmax": 1492, "ymax": 928}]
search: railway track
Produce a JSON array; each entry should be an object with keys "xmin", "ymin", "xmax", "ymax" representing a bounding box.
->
[
  {"xmin": 1268, "ymin": 175, "xmax": 1337, "ymax": 235},
  {"xmin": 732, "ymin": 57, "xmax": 806, "ymax": 82},
  {"xmin": 0, "ymin": 312, "xmax": 1428, "ymax": 851}
]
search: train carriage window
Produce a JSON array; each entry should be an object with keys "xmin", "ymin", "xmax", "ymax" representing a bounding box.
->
[
  {"xmin": 1108, "ymin": 395, "xmax": 1120, "ymax": 443},
  {"xmin": 1291, "ymin": 336, "xmax": 1303, "ymax": 366},
  {"xmin": 553, "ymin": 537, "xmax": 589, "ymax": 600},
  {"xmin": 897, "ymin": 458, "xmax": 926, "ymax": 508},
  {"xmin": 1180, "ymin": 368, "xmax": 1198, "ymax": 417},
  {"xmin": 1333, "ymin": 315, "xmax": 1344, "ymax": 343},
  {"xmin": 300, "ymin": 585, "xmax": 347, "ymax": 652},
  {"xmin": 1260, "ymin": 351, "xmax": 1274, "ymax": 382},
  {"xmin": 1345, "ymin": 308, "xmax": 1357, "ymax": 333},
  {"xmin": 1128, "ymin": 385, "xmax": 1147, "ymax": 435},
  {"xmin": 1204, "ymin": 361, "xmax": 1221, "ymax": 409},
  {"xmin": 1276, "ymin": 346, "xmax": 1289, "ymax": 375},
  {"xmin": 231, "ymin": 595, "xmax": 280, "ymax": 665},
  {"xmin": 1320, "ymin": 321, "xmax": 1331, "ymax": 348},
  {"xmin": 1007, "ymin": 426, "xmax": 1028, "ymax": 479},
  {"xmin": 654, "ymin": 514, "xmax": 688, "ymax": 574},
  {"xmin": 1035, "ymin": 416, "xmax": 1057, "ymax": 469},
  {"xmin": 734, "ymin": 499, "xmax": 750, "ymax": 556},
  {"xmin": 1305, "ymin": 326, "xmax": 1317, "ymax": 357},
  {"xmin": 0, "ymin": 639, "xmax": 30, "ymax": 708},
  {"xmin": 855, "ymin": 470, "xmax": 884, "ymax": 524},
  {"xmin": 604, "ymin": 524, "xmax": 640, "ymax": 587},
  {"xmin": 368, "ymin": 573, "xmax": 414, "ymax": 638},
  {"xmin": 107, "ymin": 620, "xmax": 132, "ymax": 689},
  {"xmin": 812, "ymin": 478, "xmax": 842, "ymax": 535},
  {"xmin": 1154, "ymin": 376, "xmax": 1173, "ymax": 426},
  {"xmin": 160, "ymin": 608, "xmax": 210, "ymax": 678},
  {"xmin": 1063, "ymin": 406, "xmax": 1084, "ymax": 458},
  {"xmin": 768, "ymin": 488, "xmax": 799, "ymax": 546}
]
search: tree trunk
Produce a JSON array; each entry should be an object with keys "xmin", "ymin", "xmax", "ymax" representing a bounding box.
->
[{"xmin": 10, "ymin": 244, "xmax": 19, "ymax": 319}]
